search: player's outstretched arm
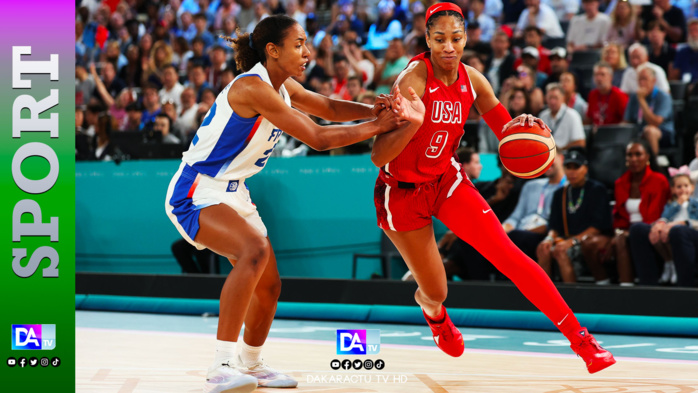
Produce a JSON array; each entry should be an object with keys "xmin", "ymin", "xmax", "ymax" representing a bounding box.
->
[
  {"xmin": 370, "ymin": 61, "xmax": 427, "ymax": 168},
  {"xmin": 229, "ymin": 77, "xmax": 401, "ymax": 151},
  {"xmin": 467, "ymin": 65, "xmax": 551, "ymax": 138},
  {"xmin": 284, "ymin": 78, "xmax": 393, "ymax": 122}
]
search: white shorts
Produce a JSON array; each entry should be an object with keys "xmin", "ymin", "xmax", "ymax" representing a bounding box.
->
[{"xmin": 164, "ymin": 162, "xmax": 267, "ymax": 250}]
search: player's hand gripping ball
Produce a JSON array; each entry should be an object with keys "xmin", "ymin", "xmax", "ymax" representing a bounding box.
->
[{"xmin": 498, "ymin": 118, "xmax": 556, "ymax": 179}]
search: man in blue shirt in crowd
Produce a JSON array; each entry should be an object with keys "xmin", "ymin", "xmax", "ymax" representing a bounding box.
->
[
  {"xmin": 503, "ymin": 150, "xmax": 567, "ymax": 261},
  {"xmin": 624, "ymin": 66, "xmax": 674, "ymax": 155}
]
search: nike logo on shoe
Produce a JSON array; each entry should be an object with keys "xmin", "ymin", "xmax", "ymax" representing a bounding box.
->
[
  {"xmin": 557, "ymin": 314, "xmax": 569, "ymax": 326},
  {"xmin": 482, "ymin": 209, "xmax": 491, "ymax": 214},
  {"xmin": 429, "ymin": 87, "xmax": 439, "ymax": 93}
]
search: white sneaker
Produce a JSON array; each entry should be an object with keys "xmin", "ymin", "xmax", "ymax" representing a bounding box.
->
[
  {"xmin": 660, "ymin": 262, "xmax": 674, "ymax": 284},
  {"xmin": 670, "ymin": 263, "xmax": 678, "ymax": 285},
  {"xmin": 238, "ymin": 359, "xmax": 298, "ymax": 388},
  {"xmin": 204, "ymin": 364, "xmax": 258, "ymax": 393}
]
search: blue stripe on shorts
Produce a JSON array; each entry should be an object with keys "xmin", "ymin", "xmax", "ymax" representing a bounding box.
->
[{"xmin": 169, "ymin": 165, "xmax": 202, "ymax": 241}]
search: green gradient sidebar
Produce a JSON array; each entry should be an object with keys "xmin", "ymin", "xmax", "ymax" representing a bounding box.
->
[{"xmin": 0, "ymin": 2, "xmax": 75, "ymax": 391}]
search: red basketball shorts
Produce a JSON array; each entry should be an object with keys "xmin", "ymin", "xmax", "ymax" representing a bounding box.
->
[{"xmin": 374, "ymin": 157, "xmax": 475, "ymax": 231}]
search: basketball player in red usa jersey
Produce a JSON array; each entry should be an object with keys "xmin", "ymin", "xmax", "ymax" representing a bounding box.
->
[{"xmin": 372, "ymin": 3, "xmax": 616, "ymax": 373}]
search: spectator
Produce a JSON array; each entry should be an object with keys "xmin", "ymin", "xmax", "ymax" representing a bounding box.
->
[
  {"xmin": 207, "ymin": 45, "xmax": 229, "ymax": 90},
  {"xmin": 469, "ymin": 0, "xmax": 497, "ymax": 42},
  {"xmin": 671, "ymin": 18, "xmax": 698, "ymax": 83},
  {"xmin": 346, "ymin": 76, "xmax": 364, "ymax": 101},
  {"xmin": 154, "ymin": 113, "xmax": 181, "ymax": 144},
  {"xmin": 93, "ymin": 113, "xmax": 114, "ymax": 161},
  {"xmin": 567, "ymin": 0, "xmax": 611, "ymax": 53},
  {"xmin": 539, "ymin": 83, "xmax": 587, "ymax": 150},
  {"xmin": 629, "ymin": 169, "xmax": 698, "ymax": 286},
  {"xmin": 504, "ymin": 86, "xmax": 534, "ymax": 118},
  {"xmin": 485, "ymin": 30, "xmax": 517, "ymax": 95},
  {"xmin": 621, "ymin": 43, "xmax": 670, "ymax": 94},
  {"xmin": 193, "ymin": 13, "xmax": 215, "ymax": 49},
  {"xmin": 179, "ymin": 12, "xmax": 198, "ymax": 42},
  {"xmin": 465, "ymin": 21, "xmax": 493, "ymax": 60},
  {"xmin": 200, "ymin": 87, "xmax": 217, "ymax": 109},
  {"xmin": 504, "ymin": 149, "xmax": 568, "ymax": 261},
  {"xmin": 235, "ymin": 0, "xmax": 256, "ymax": 33},
  {"xmin": 172, "ymin": 37, "xmax": 193, "ymax": 75},
  {"xmin": 606, "ymin": 0, "xmax": 639, "ymax": 47},
  {"xmin": 144, "ymin": 40, "xmax": 174, "ymax": 87},
  {"xmin": 159, "ymin": 64, "xmax": 185, "ymax": 109},
  {"xmin": 602, "ymin": 43, "xmax": 628, "ymax": 88},
  {"xmin": 332, "ymin": 0, "xmax": 365, "ymax": 42},
  {"xmin": 188, "ymin": 37, "xmax": 212, "ymax": 69},
  {"xmin": 161, "ymin": 100, "xmax": 179, "ymax": 134},
  {"xmin": 645, "ymin": 21, "xmax": 676, "ymax": 76},
  {"xmin": 75, "ymin": 64, "xmax": 96, "ymax": 106},
  {"xmin": 585, "ymin": 62, "xmax": 630, "ymax": 127},
  {"xmin": 520, "ymin": 47, "xmax": 549, "ymax": 87},
  {"xmin": 220, "ymin": 68, "xmax": 235, "ymax": 89},
  {"xmin": 513, "ymin": 65, "xmax": 545, "ymax": 114},
  {"xmin": 537, "ymin": 148, "xmax": 612, "ymax": 282},
  {"xmin": 545, "ymin": 47, "xmax": 569, "ymax": 88},
  {"xmin": 124, "ymin": 102, "xmax": 144, "ymax": 131},
  {"xmin": 175, "ymin": 87, "xmax": 200, "ymax": 139},
  {"xmin": 373, "ymin": 39, "xmax": 409, "ymax": 95},
  {"xmin": 285, "ymin": 0, "xmax": 306, "ymax": 30},
  {"xmin": 624, "ymin": 66, "xmax": 675, "ymax": 154},
  {"xmin": 543, "ymin": 0, "xmax": 579, "ymax": 22},
  {"xmin": 92, "ymin": 62, "xmax": 127, "ymax": 108},
  {"xmin": 187, "ymin": 64, "xmax": 213, "ymax": 101},
  {"xmin": 216, "ymin": 16, "xmax": 239, "ymax": 51},
  {"xmin": 639, "ymin": 0, "xmax": 686, "ymax": 44},
  {"xmin": 213, "ymin": 0, "xmax": 239, "ymax": 31},
  {"xmin": 516, "ymin": 0, "xmax": 565, "ymax": 39},
  {"xmin": 560, "ymin": 71, "xmax": 588, "ymax": 117},
  {"xmin": 341, "ymin": 39, "xmax": 374, "ymax": 88},
  {"xmin": 485, "ymin": 0, "xmax": 505, "ymax": 20},
  {"xmin": 515, "ymin": 26, "xmax": 552, "ymax": 75},
  {"xmin": 140, "ymin": 83, "xmax": 162, "ymax": 129},
  {"xmin": 365, "ymin": 0, "xmax": 403, "ymax": 51},
  {"xmin": 330, "ymin": 55, "xmax": 353, "ymax": 101},
  {"xmin": 593, "ymin": 140, "xmax": 669, "ymax": 285},
  {"xmin": 104, "ymin": 40, "xmax": 128, "ymax": 73},
  {"xmin": 75, "ymin": 105, "xmax": 92, "ymax": 160},
  {"xmin": 404, "ymin": 12, "xmax": 427, "ymax": 57}
]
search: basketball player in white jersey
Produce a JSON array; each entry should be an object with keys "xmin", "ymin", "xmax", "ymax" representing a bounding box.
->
[{"xmin": 165, "ymin": 15, "xmax": 408, "ymax": 393}]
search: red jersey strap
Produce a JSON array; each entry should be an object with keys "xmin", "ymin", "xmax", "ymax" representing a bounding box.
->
[{"xmin": 409, "ymin": 52, "xmax": 434, "ymax": 81}]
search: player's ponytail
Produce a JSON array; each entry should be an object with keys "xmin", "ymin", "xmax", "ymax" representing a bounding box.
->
[{"xmin": 225, "ymin": 15, "xmax": 299, "ymax": 73}]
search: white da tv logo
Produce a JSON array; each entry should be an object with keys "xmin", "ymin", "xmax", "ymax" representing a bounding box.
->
[{"xmin": 11, "ymin": 324, "xmax": 56, "ymax": 350}]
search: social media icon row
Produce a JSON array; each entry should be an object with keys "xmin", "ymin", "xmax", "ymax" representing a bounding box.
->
[
  {"xmin": 7, "ymin": 357, "xmax": 60, "ymax": 368},
  {"xmin": 330, "ymin": 359, "xmax": 385, "ymax": 370}
]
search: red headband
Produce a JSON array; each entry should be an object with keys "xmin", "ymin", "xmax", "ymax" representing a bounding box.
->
[{"xmin": 425, "ymin": 2, "xmax": 464, "ymax": 24}]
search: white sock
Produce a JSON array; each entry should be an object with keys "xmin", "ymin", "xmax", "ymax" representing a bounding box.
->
[
  {"xmin": 238, "ymin": 340, "xmax": 263, "ymax": 367},
  {"xmin": 213, "ymin": 340, "xmax": 237, "ymax": 367}
]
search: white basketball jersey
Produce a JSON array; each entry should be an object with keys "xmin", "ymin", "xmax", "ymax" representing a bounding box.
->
[{"xmin": 181, "ymin": 62, "xmax": 290, "ymax": 180}]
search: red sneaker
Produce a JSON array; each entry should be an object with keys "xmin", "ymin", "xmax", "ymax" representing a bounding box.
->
[
  {"xmin": 570, "ymin": 328, "xmax": 616, "ymax": 373},
  {"xmin": 423, "ymin": 306, "xmax": 464, "ymax": 357}
]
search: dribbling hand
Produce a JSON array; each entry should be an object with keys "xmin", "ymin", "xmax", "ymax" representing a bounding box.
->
[
  {"xmin": 502, "ymin": 114, "xmax": 552, "ymax": 135},
  {"xmin": 393, "ymin": 86, "xmax": 425, "ymax": 125}
]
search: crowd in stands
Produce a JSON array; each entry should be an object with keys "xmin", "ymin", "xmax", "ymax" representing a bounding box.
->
[{"xmin": 76, "ymin": 0, "xmax": 698, "ymax": 286}]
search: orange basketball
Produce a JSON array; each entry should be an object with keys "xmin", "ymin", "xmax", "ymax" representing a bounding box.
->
[{"xmin": 497, "ymin": 123, "xmax": 556, "ymax": 179}]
